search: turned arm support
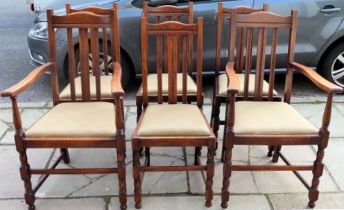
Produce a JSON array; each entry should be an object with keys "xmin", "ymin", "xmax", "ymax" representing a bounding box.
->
[
  {"xmin": 111, "ymin": 62, "xmax": 125, "ymax": 131},
  {"xmin": 225, "ymin": 62, "xmax": 239, "ymax": 128}
]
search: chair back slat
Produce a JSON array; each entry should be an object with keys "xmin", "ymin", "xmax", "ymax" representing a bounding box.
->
[
  {"xmin": 141, "ymin": 17, "xmax": 203, "ymax": 106},
  {"xmin": 215, "ymin": 3, "xmax": 268, "ymax": 76},
  {"xmin": 228, "ymin": 10, "xmax": 298, "ymax": 101},
  {"xmin": 49, "ymin": 4, "xmax": 120, "ymax": 102}
]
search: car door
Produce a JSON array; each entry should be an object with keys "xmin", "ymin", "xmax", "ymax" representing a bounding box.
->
[
  {"xmin": 254, "ymin": 0, "xmax": 344, "ymax": 68},
  {"xmin": 176, "ymin": 0, "xmax": 254, "ymax": 74}
]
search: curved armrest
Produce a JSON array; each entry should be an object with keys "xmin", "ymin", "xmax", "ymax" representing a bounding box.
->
[
  {"xmin": 290, "ymin": 62, "xmax": 343, "ymax": 94},
  {"xmin": 1, "ymin": 62, "xmax": 54, "ymax": 97},
  {"xmin": 111, "ymin": 62, "xmax": 125, "ymax": 97},
  {"xmin": 226, "ymin": 62, "xmax": 240, "ymax": 95}
]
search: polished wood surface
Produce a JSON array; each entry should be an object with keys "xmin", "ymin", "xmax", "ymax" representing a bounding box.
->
[{"xmin": 221, "ymin": 9, "xmax": 343, "ymax": 209}]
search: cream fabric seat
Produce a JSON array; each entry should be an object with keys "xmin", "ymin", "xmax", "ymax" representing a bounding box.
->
[
  {"xmin": 59, "ymin": 76, "xmax": 113, "ymax": 99},
  {"xmin": 234, "ymin": 101, "xmax": 318, "ymax": 135},
  {"xmin": 140, "ymin": 73, "xmax": 197, "ymax": 94},
  {"xmin": 218, "ymin": 74, "xmax": 278, "ymax": 96},
  {"xmin": 26, "ymin": 102, "xmax": 116, "ymax": 138},
  {"xmin": 137, "ymin": 104, "xmax": 211, "ymax": 136}
]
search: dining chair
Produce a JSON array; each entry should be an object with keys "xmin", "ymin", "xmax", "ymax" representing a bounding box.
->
[
  {"xmin": 59, "ymin": 3, "xmax": 121, "ymax": 102},
  {"xmin": 221, "ymin": 10, "xmax": 343, "ymax": 208},
  {"xmin": 1, "ymin": 9, "xmax": 127, "ymax": 210},
  {"xmin": 135, "ymin": 1, "xmax": 195, "ymax": 122},
  {"xmin": 132, "ymin": 17, "xmax": 216, "ymax": 209}
]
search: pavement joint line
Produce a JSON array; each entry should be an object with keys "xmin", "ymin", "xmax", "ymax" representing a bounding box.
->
[{"xmin": 264, "ymin": 194, "xmax": 274, "ymax": 210}]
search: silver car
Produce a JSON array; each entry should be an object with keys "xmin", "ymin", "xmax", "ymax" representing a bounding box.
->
[{"xmin": 27, "ymin": 0, "xmax": 344, "ymax": 88}]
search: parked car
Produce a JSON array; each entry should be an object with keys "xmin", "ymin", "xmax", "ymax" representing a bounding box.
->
[{"xmin": 27, "ymin": 0, "xmax": 344, "ymax": 88}]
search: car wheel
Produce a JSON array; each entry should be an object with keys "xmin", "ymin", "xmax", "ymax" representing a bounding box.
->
[
  {"xmin": 68, "ymin": 43, "xmax": 132, "ymax": 89},
  {"xmin": 321, "ymin": 42, "xmax": 344, "ymax": 88}
]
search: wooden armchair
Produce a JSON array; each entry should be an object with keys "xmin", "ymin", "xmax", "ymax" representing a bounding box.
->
[
  {"xmin": 211, "ymin": 3, "xmax": 282, "ymax": 141},
  {"xmin": 136, "ymin": 2, "xmax": 195, "ymax": 122},
  {"xmin": 1, "ymin": 9, "xmax": 127, "ymax": 210},
  {"xmin": 59, "ymin": 3, "xmax": 121, "ymax": 101},
  {"xmin": 221, "ymin": 10, "xmax": 343, "ymax": 208},
  {"xmin": 132, "ymin": 17, "xmax": 216, "ymax": 209}
]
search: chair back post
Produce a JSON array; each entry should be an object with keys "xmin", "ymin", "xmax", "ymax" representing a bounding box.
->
[
  {"xmin": 196, "ymin": 17, "xmax": 203, "ymax": 108},
  {"xmin": 284, "ymin": 10, "xmax": 298, "ymax": 103},
  {"xmin": 141, "ymin": 17, "xmax": 149, "ymax": 108},
  {"xmin": 47, "ymin": 9, "xmax": 60, "ymax": 105}
]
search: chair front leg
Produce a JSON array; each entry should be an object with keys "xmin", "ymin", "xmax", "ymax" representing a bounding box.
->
[
  {"xmin": 117, "ymin": 140, "xmax": 127, "ymax": 210},
  {"xmin": 132, "ymin": 144, "xmax": 142, "ymax": 209},
  {"xmin": 272, "ymin": 145, "xmax": 282, "ymax": 163},
  {"xmin": 212, "ymin": 97, "xmax": 222, "ymax": 138},
  {"xmin": 308, "ymin": 144, "xmax": 326, "ymax": 208},
  {"xmin": 136, "ymin": 95, "xmax": 143, "ymax": 123},
  {"xmin": 221, "ymin": 130, "xmax": 234, "ymax": 208},
  {"xmin": 205, "ymin": 140, "xmax": 215, "ymax": 207},
  {"xmin": 194, "ymin": 146, "xmax": 202, "ymax": 165}
]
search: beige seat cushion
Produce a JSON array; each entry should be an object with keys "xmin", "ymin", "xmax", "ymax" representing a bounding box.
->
[
  {"xmin": 234, "ymin": 101, "xmax": 318, "ymax": 135},
  {"xmin": 137, "ymin": 104, "xmax": 211, "ymax": 136},
  {"xmin": 26, "ymin": 102, "xmax": 116, "ymax": 138},
  {"xmin": 59, "ymin": 76, "xmax": 112, "ymax": 99},
  {"xmin": 140, "ymin": 73, "xmax": 197, "ymax": 94},
  {"xmin": 218, "ymin": 74, "xmax": 278, "ymax": 96}
]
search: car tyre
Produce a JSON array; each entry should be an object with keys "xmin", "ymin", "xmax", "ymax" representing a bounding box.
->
[{"xmin": 320, "ymin": 42, "xmax": 344, "ymax": 88}]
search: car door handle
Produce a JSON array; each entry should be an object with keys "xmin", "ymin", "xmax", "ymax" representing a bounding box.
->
[{"xmin": 320, "ymin": 7, "xmax": 341, "ymax": 14}]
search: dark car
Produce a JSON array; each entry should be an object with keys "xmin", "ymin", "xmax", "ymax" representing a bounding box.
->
[{"xmin": 27, "ymin": 0, "xmax": 344, "ymax": 88}]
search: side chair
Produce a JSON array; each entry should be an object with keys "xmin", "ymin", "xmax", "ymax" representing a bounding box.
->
[
  {"xmin": 132, "ymin": 17, "xmax": 216, "ymax": 209},
  {"xmin": 1, "ymin": 9, "xmax": 127, "ymax": 210},
  {"xmin": 220, "ymin": 10, "xmax": 343, "ymax": 208}
]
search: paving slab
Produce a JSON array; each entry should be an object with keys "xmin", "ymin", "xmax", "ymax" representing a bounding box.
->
[
  {"xmin": 0, "ymin": 108, "xmax": 14, "ymax": 123},
  {"xmin": 0, "ymin": 198, "xmax": 106, "ymax": 210},
  {"xmin": 0, "ymin": 131, "xmax": 15, "ymax": 144},
  {"xmin": 20, "ymin": 108, "xmax": 48, "ymax": 129},
  {"xmin": 268, "ymin": 192, "xmax": 344, "ymax": 209},
  {"xmin": 125, "ymin": 107, "xmax": 137, "ymax": 141},
  {"xmin": 110, "ymin": 195, "xmax": 271, "ymax": 210},
  {"xmin": 292, "ymin": 103, "xmax": 344, "ymax": 137},
  {"xmin": 323, "ymin": 138, "xmax": 344, "ymax": 191},
  {"xmin": 0, "ymin": 120, "xmax": 8, "ymax": 137}
]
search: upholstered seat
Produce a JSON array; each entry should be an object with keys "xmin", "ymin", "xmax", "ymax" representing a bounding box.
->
[
  {"xmin": 59, "ymin": 76, "xmax": 113, "ymax": 99},
  {"xmin": 218, "ymin": 74, "xmax": 278, "ymax": 96},
  {"xmin": 139, "ymin": 73, "xmax": 197, "ymax": 94},
  {"xmin": 233, "ymin": 101, "xmax": 318, "ymax": 135},
  {"xmin": 137, "ymin": 104, "xmax": 211, "ymax": 136},
  {"xmin": 26, "ymin": 102, "xmax": 116, "ymax": 138}
]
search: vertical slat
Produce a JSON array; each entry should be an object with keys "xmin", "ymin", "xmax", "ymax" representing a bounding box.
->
[
  {"xmin": 235, "ymin": 28, "xmax": 243, "ymax": 73},
  {"xmin": 182, "ymin": 35, "xmax": 188, "ymax": 104},
  {"xmin": 113, "ymin": 4, "xmax": 121, "ymax": 64},
  {"xmin": 102, "ymin": 28, "xmax": 109, "ymax": 75},
  {"xmin": 196, "ymin": 17, "xmax": 203, "ymax": 107},
  {"xmin": 156, "ymin": 32, "xmax": 163, "ymax": 104},
  {"xmin": 166, "ymin": 34, "xmax": 174, "ymax": 104},
  {"xmin": 78, "ymin": 28, "xmax": 91, "ymax": 101},
  {"xmin": 215, "ymin": 3, "xmax": 223, "ymax": 76},
  {"xmin": 268, "ymin": 28, "xmax": 278, "ymax": 100},
  {"xmin": 67, "ymin": 28, "xmax": 76, "ymax": 101},
  {"xmin": 91, "ymin": 28, "xmax": 101, "ymax": 101},
  {"xmin": 254, "ymin": 27, "xmax": 266, "ymax": 101},
  {"xmin": 244, "ymin": 28, "xmax": 253, "ymax": 99},
  {"xmin": 188, "ymin": 2, "xmax": 193, "ymax": 75},
  {"xmin": 141, "ymin": 17, "xmax": 148, "ymax": 107}
]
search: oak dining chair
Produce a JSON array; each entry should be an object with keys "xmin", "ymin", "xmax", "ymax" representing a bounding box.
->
[
  {"xmin": 132, "ymin": 17, "xmax": 216, "ymax": 209},
  {"xmin": 1, "ymin": 8, "xmax": 127, "ymax": 210},
  {"xmin": 220, "ymin": 10, "xmax": 343, "ymax": 208}
]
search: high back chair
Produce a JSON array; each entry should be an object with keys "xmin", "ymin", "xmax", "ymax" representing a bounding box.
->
[
  {"xmin": 221, "ymin": 10, "xmax": 343, "ymax": 208},
  {"xmin": 59, "ymin": 3, "xmax": 121, "ymax": 101},
  {"xmin": 211, "ymin": 3, "xmax": 278, "ymax": 140},
  {"xmin": 136, "ymin": 2, "xmax": 195, "ymax": 122},
  {"xmin": 1, "ymin": 8, "xmax": 127, "ymax": 210},
  {"xmin": 132, "ymin": 17, "xmax": 215, "ymax": 209}
]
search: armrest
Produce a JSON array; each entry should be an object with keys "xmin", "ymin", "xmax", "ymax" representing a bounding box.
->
[
  {"xmin": 111, "ymin": 62, "xmax": 125, "ymax": 97},
  {"xmin": 226, "ymin": 62, "xmax": 240, "ymax": 95},
  {"xmin": 290, "ymin": 62, "xmax": 343, "ymax": 94},
  {"xmin": 1, "ymin": 62, "xmax": 54, "ymax": 97}
]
